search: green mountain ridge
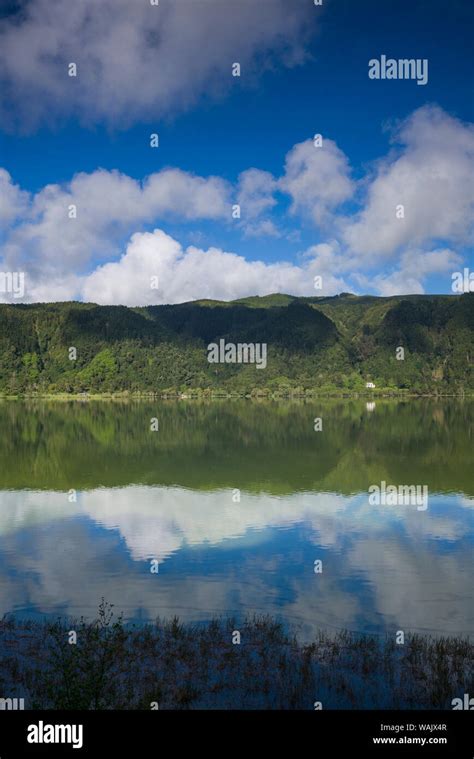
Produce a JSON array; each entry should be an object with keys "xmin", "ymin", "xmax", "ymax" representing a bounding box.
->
[{"xmin": 0, "ymin": 293, "xmax": 472, "ymax": 394}]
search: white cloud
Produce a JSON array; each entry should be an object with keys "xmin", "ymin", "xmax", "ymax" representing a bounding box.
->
[
  {"xmin": 243, "ymin": 219, "xmax": 282, "ymax": 238},
  {"xmin": 237, "ymin": 168, "xmax": 278, "ymax": 220},
  {"xmin": 300, "ymin": 241, "xmax": 352, "ymax": 293},
  {"xmin": 0, "ymin": 167, "xmax": 232, "ymax": 291},
  {"xmin": 236, "ymin": 168, "xmax": 283, "ymax": 237},
  {"xmin": 143, "ymin": 169, "xmax": 231, "ymax": 220},
  {"xmin": 343, "ymin": 106, "xmax": 474, "ymax": 263},
  {"xmin": 0, "ymin": 0, "xmax": 313, "ymax": 130},
  {"xmin": 355, "ymin": 248, "xmax": 463, "ymax": 296},
  {"xmin": 0, "ymin": 169, "xmax": 29, "ymax": 226},
  {"xmin": 1, "ymin": 105, "xmax": 472, "ymax": 303},
  {"xmin": 279, "ymin": 137, "xmax": 355, "ymax": 225},
  {"xmin": 81, "ymin": 228, "xmax": 350, "ymax": 305}
]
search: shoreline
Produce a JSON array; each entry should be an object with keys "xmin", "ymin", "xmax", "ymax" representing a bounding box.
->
[
  {"xmin": 1, "ymin": 608, "xmax": 472, "ymax": 710},
  {"xmin": 0, "ymin": 390, "xmax": 472, "ymax": 401}
]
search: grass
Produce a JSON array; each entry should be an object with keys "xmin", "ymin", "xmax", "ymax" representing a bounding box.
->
[{"xmin": 0, "ymin": 602, "xmax": 472, "ymax": 710}]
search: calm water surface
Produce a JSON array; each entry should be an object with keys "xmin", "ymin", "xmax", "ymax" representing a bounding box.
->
[{"xmin": 0, "ymin": 399, "xmax": 472, "ymax": 640}]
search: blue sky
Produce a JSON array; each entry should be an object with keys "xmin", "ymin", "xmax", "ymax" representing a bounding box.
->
[{"xmin": 0, "ymin": 0, "xmax": 473, "ymax": 304}]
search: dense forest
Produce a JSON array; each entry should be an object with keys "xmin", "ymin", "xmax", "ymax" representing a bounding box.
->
[{"xmin": 0, "ymin": 293, "xmax": 472, "ymax": 395}]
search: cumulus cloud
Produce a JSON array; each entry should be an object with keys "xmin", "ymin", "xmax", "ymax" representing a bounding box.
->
[
  {"xmin": 1, "ymin": 105, "xmax": 472, "ymax": 303},
  {"xmin": 0, "ymin": 169, "xmax": 29, "ymax": 226},
  {"xmin": 81, "ymin": 228, "xmax": 349, "ymax": 305},
  {"xmin": 279, "ymin": 137, "xmax": 355, "ymax": 225},
  {"xmin": 354, "ymin": 248, "xmax": 463, "ymax": 296},
  {"xmin": 343, "ymin": 106, "xmax": 474, "ymax": 263},
  {"xmin": 237, "ymin": 168, "xmax": 278, "ymax": 220},
  {"xmin": 0, "ymin": 0, "xmax": 313, "ymax": 130},
  {"xmin": 1, "ymin": 167, "xmax": 232, "ymax": 289},
  {"xmin": 236, "ymin": 168, "xmax": 281, "ymax": 237},
  {"xmin": 242, "ymin": 219, "xmax": 282, "ymax": 239}
]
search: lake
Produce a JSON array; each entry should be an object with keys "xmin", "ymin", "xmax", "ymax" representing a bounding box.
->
[{"xmin": 0, "ymin": 399, "xmax": 472, "ymax": 641}]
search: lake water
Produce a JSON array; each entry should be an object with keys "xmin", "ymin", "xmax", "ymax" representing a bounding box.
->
[{"xmin": 0, "ymin": 399, "xmax": 472, "ymax": 641}]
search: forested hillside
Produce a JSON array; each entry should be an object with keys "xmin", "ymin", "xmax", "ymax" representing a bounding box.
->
[{"xmin": 0, "ymin": 293, "xmax": 472, "ymax": 395}]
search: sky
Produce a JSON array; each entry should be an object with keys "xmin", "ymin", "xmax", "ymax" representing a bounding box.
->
[{"xmin": 0, "ymin": 0, "xmax": 473, "ymax": 305}]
